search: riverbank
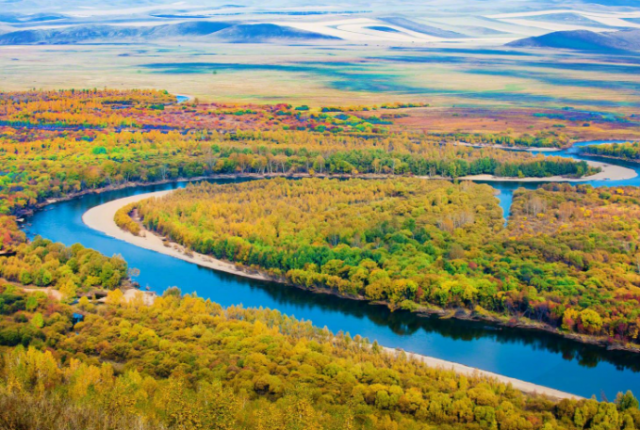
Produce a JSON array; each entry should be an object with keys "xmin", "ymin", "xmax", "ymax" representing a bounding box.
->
[
  {"xmin": 19, "ymin": 173, "xmax": 301, "ymax": 217},
  {"xmin": 82, "ymin": 192, "xmax": 585, "ymax": 400},
  {"xmin": 461, "ymin": 159, "xmax": 637, "ymax": 182},
  {"xmin": 457, "ymin": 142, "xmax": 563, "ymax": 152},
  {"xmin": 382, "ymin": 347, "xmax": 583, "ymax": 400},
  {"xmin": 577, "ymin": 152, "xmax": 640, "ymax": 166},
  {"xmin": 20, "ymin": 163, "xmax": 616, "ymax": 218},
  {"xmin": 83, "ymin": 191, "xmax": 272, "ymax": 283}
]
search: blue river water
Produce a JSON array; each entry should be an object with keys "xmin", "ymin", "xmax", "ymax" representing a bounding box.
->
[
  {"xmin": 22, "ymin": 141, "xmax": 640, "ymax": 399},
  {"xmin": 479, "ymin": 140, "xmax": 640, "ymax": 219}
]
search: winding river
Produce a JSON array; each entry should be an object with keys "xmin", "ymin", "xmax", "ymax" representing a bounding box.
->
[{"xmin": 21, "ymin": 140, "xmax": 640, "ymax": 400}]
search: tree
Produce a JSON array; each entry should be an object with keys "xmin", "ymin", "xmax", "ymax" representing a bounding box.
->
[
  {"xmin": 580, "ymin": 309, "xmax": 603, "ymax": 334},
  {"xmin": 617, "ymin": 391, "xmax": 640, "ymax": 412},
  {"xmin": 31, "ymin": 312, "xmax": 44, "ymax": 329}
]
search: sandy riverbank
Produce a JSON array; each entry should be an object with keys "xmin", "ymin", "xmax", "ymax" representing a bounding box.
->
[
  {"xmin": 83, "ymin": 190, "xmax": 584, "ymax": 401},
  {"xmin": 82, "ymin": 191, "xmax": 271, "ymax": 283},
  {"xmin": 457, "ymin": 142, "xmax": 563, "ymax": 152},
  {"xmin": 94, "ymin": 288, "xmax": 158, "ymax": 306},
  {"xmin": 461, "ymin": 159, "xmax": 637, "ymax": 182},
  {"xmin": 383, "ymin": 347, "xmax": 583, "ymax": 400}
]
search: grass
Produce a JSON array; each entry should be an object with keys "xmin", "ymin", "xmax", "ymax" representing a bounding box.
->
[{"xmin": 1, "ymin": 42, "xmax": 640, "ymax": 111}]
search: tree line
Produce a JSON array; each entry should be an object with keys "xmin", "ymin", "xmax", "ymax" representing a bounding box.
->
[{"xmin": 580, "ymin": 142, "xmax": 640, "ymax": 162}]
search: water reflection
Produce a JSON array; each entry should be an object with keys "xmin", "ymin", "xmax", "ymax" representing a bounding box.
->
[{"xmin": 224, "ymin": 266, "xmax": 640, "ymax": 373}]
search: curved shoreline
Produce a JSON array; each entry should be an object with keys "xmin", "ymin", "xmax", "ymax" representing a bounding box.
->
[
  {"xmin": 460, "ymin": 159, "xmax": 637, "ymax": 182},
  {"xmin": 20, "ymin": 157, "xmax": 624, "ymax": 218},
  {"xmin": 457, "ymin": 142, "xmax": 563, "ymax": 152},
  {"xmin": 82, "ymin": 190, "xmax": 583, "ymax": 401},
  {"xmin": 83, "ymin": 191, "xmax": 271, "ymax": 283},
  {"xmin": 576, "ymin": 152, "xmax": 640, "ymax": 166}
]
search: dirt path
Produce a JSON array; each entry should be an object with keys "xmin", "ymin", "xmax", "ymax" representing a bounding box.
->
[{"xmin": 20, "ymin": 286, "xmax": 63, "ymax": 301}]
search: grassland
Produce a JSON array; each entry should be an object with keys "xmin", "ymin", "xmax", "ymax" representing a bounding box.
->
[
  {"xmin": 2, "ymin": 42, "xmax": 640, "ymax": 145},
  {"xmin": 2, "ymin": 43, "xmax": 640, "ymax": 115}
]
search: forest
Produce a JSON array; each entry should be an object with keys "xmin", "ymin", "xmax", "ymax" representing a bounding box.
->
[
  {"xmin": 1, "ymin": 126, "xmax": 592, "ymax": 216},
  {"xmin": 580, "ymin": 142, "xmax": 640, "ymax": 162},
  {"xmin": 0, "ymin": 211, "xmax": 128, "ymax": 301},
  {"xmin": 0, "ymin": 236, "xmax": 128, "ymax": 298},
  {"xmin": 0, "ymin": 89, "xmax": 636, "ymax": 429},
  {"xmin": 0, "ymin": 89, "xmax": 593, "ymax": 306},
  {"xmin": 0, "ymin": 89, "xmax": 595, "ymax": 217},
  {"xmin": 433, "ymin": 130, "xmax": 571, "ymax": 148},
  {"xmin": 122, "ymin": 179, "xmax": 640, "ymax": 347},
  {"xmin": 1, "ymin": 284, "xmax": 639, "ymax": 430}
]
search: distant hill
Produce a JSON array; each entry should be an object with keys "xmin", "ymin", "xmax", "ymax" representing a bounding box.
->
[
  {"xmin": 141, "ymin": 22, "xmax": 232, "ymax": 38},
  {"xmin": 0, "ymin": 14, "xmax": 22, "ymax": 23},
  {"xmin": 210, "ymin": 24, "xmax": 339, "ymax": 42},
  {"xmin": 522, "ymin": 12, "xmax": 617, "ymax": 28},
  {"xmin": 460, "ymin": 26, "xmax": 509, "ymax": 36},
  {"xmin": 0, "ymin": 22, "xmax": 338, "ymax": 45},
  {"xmin": 379, "ymin": 17, "xmax": 466, "ymax": 38},
  {"xmin": 0, "ymin": 13, "xmax": 67, "ymax": 23},
  {"xmin": 22, "ymin": 13, "xmax": 68, "ymax": 22},
  {"xmin": 366, "ymin": 26, "xmax": 402, "ymax": 34},
  {"xmin": 506, "ymin": 29, "xmax": 640, "ymax": 52},
  {"xmin": 0, "ymin": 25, "xmax": 142, "ymax": 44}
]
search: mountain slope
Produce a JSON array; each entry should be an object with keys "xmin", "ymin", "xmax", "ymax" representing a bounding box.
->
[
  {"xmin": 0, "ymin": 25, "xmax": 141, "ymax": 44},
  {"xmin": 0, "ymin": 13, "xmax": 67, "ymax": 23},
  {"xmin": 211, "ymin": 23, "xmax": 340, "ymax": 42},
  {"xmin": 379, "ymin": 16, "xmax": 466, "ymax": 38},
  {"xmin": 0, "ymin": 22, "xmax": 338, "ymax": 44},
  {"xmin": 139, "ymin": 21, "xmax": 232, "ymax": 38},
  {"xmin": 507, "ymin": 29, "xmax": 640, "ymax": 52},
  {"xmin": 523, "ymin": 12, "xmax": 618, "ymax": 28}
]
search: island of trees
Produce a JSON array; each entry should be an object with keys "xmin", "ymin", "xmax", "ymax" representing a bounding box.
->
[
  {"xmin": 434, "ymin": 130, "xmax": 571, "ymax": 148},
  {"xmin": 121, "ymin": 179, "xmax": 640, "ymax": 350},
  {"xmin": 580, "ymin": 142, "xmax": 640, "ymax": 162}
]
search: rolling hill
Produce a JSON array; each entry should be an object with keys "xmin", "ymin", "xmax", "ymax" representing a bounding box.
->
[
  {"xmin": 0, "ymin": 12, "xmax": 68, "ymax": 23},
  {"xmin": 507, "ymin": 29, "xmax": 640, "ymax": 52},
  {"xmin": 0, "ymin": 21, "xmax": 338, "ymax": 45},
  {"xmin": 379, "ymin": 16, "xmax": 466, "ymax": 38},
  {"xmin": 210, "ymin": 23, "xmax": 339, "ymax": 42},
  {"xmin": 522, "ymin": 12, "xmax": 618, "ymax": 29}
]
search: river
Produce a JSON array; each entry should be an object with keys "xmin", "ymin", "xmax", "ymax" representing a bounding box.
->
[{"xmin": 21, "ymin": 140, "xmax": 640, "ymax": 400}]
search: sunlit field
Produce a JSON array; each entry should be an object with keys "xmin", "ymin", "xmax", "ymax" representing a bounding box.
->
[{"xmin": 2, "ymin": 42, "xmax": 640, "ymax": 113}]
